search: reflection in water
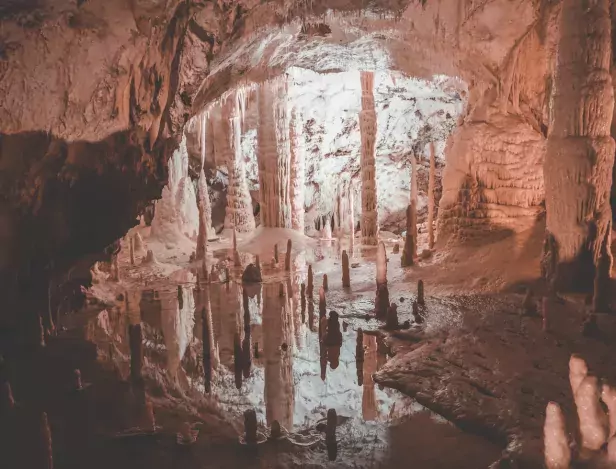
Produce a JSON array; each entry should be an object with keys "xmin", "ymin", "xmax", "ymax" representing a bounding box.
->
[{"xmin": 83, "ymin": 270, "xmax": 409, "ymax": 434}]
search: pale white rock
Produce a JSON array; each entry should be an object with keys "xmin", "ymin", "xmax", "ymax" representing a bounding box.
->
[
  {"xmin": 543, "ymin": 402, "xmax": 570, "ymax": 469},
  {"xmin": 575, "ymin": 376, "xmax": 608, "ymax": 451}
]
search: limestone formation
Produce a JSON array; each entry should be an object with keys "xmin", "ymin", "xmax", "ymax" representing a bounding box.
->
[
  {"xmin": 134, "ymin": 233, "xmax": 144, "ymax": 252},
  {"xmin": 244, "ymin": 409, "xmax": 258, "ymax": 445},
  {"xmin": 401, "ymin": 204, "xmax": 417, "ymax": 267},
  {"xmin": 349, "ymin": 187, "xmax": 356, "ymax": 252},
  {"xmin": 342, "ymin": 250, "xmax": 350, "ymax": 288},
  {"xmin": 386, "ymin": 303, "xmax": 398, "ymax": 330},
  {"xmin": 300, "ymin": 283, "xmax": 306, "ymax": 313},
  {"xmin": 576, "ymin": 376, "xmax": 608, "ymax": 451},
  {"xmin": 417, "ymin": 280, "xmax": 425, "ymax": 306},
  {"xmin": 569, "ymin": 354, "xmax": 589, "ymax": 396},
  {"xmin": 392, "ymin": 244, "xmax": 399, "ymax": 254},
  {"xmin": 129, "ymin": 236, "xmax": 135, "ymax": 266},
  {"xmin": 412, "ymin": 300, "xmax": 423, "ymax": 324},
  {"xmin": 285, "ymin": 239, "xmax": 292, "ymax": 271},
  {"xmin": 274, "ymin": 243, "xmax": 279, "ymax": 264},
  {"xmin": 258, "ymin": 78, "xmax": 292, "ymax": 228},
  {"xmin": 601, "ymin": 385, "xmax": 616, "ymax": 439},
  {"xmin": 307, "ymin": 265, "xmax": 314, "ymax": 297},
  {"xmin": 543, "ymin": 402, "xmax": 570, "ymax": 469},
  {"xmin": 143, "ymin": 250, "xmax": 156, "ymax": 264},
  {"xmin": 375, "ymin": 242, "xmax": 389, "ymax": 318},
  {"xmin": 289, "ymin": 107, "xmax": 305, "ymax": 232},
  {"xmin": 427, "ymin": 142, "xmax": 436, "ymax": 250},
  {"xmin": 196, "ymin": 168, "xmax": 213, "ymax": 260},
  {"xmin": 543, "ymin": 0, "xmax": 615, "ymax": 297},
  {"xmin": 111, "ymin": 255, "xmax": 120, "ymax": 281},
  {"xmin": 359, "ymin": 71, "xmax": 378, "ymax": 245},
  {"xmin": 323, "ymin": 274, "xmax": 328, "ymax": 292},
  {"xmin": 319, "ymin": 287, "xmax": 327, "ymax": 318},
  {"xmin": 242, "ymin": 264, "xmax": 262, "ymax": 283},
  {"xmin": 223, "ymin": 92, "xmax": 256, "ymax": 233},
  {"xmin": 326, "ymin": 408, "xmax": 338, "ymax": 461}
]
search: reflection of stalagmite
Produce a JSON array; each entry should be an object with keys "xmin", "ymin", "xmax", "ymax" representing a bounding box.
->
[
  {"xmin": 262, "ymin": 283, "xmax": 294, "ymax": 430},
  {"xmin": 362, "ymin": 335, "xmax": 378, "ymax": 421},
  {"xmin": 224, "ymin": 92, "xmax": 256, "ymax": 233},
  {"xmin": 161, "ymin": 286, "xmax": 196, "ymax": 383},
  {"xmin": 356, "ymin": 329, "xmax": 364, "ymax": 386},
  {"xmin": 258, "ymin": 78, "xmax": 292, "ymax": 228},
  {"xmin": 375, "ymin": 242, "xmax": 389, "ymax": 318},
  {"xmin": 359, "ymin": 71, "xmax": 378, "ymax": 245},
  {"xmin": 241, "ymin": 288, "xmax": 252, "ymax": 378},
  {"xmin": 289, "ymin": 107, "xmax": 305, "ymax": 232},
  {"xmin": 196, "ymin": 169, "xmax": 213, "ymax": 260},
  {"xmin": 427, "ymin": 142, "xmax": 436, "ymax": 249}
]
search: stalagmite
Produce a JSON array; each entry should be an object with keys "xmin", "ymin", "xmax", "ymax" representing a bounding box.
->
[
  {"xmin": 375, "ymin": 242, "xmax": 389, "ymax": 318},
  {"xmin": 569, "ymin": 354, "xmax": 588, "ymax": 396},
  {"xmin": 224, "ymin": 92, "xmax": 256, "ymax": 233},
  {"xmin": 244, "ymin": 409, "xmax": 257, "ymax": 445},
  {"xmin": 402, "ymin": 154, "xmax": 418, "ymax": 267},
  {"xmin": 257, "ymin": 78, "xmax": 292, "ymax": 228},
  {"xmin": 300, "ymin": 283, "xmax": 306, "ymax": 314},
  {"xmin": 427, "ymin": 142, "xmax": 436, "ymax": 250},
  {"xmin": 417, "ymin": 280, "xmax": 425, "ymax": 306},
  {"xmin": 602, "ymin": 384, "xmax": 616, "ymax": 439},
  {"xmin": 326, "ymin": 408, "xmax": 338, "ymax": 461},
  {"xmin": 196, "ymin": 168, "xmax": 213, "ymax": 260},
  {"xmin": 544, "ymin": 402, "xmax": 570, "ymax": 469},
  {"xmin": 274, "ymin": 243, "xmax": 279, "ymax": 264},
  {"xmin": 322, "ymin": 219, "xmax": 333, "ymax": 240},
  {"xmin": 575, "ymin": 376, "xmax": 608, "ymax": 451},
  {"xmin": 386, "ymin": 303, "xmax": 398, "ymax": 330},
  {"xmin": 342, "ymin": 250, "xmax": 350, "ymax": 288},
  {"xmin": 543, "ymin": 0, "xmax": 615, "ymax": 297},
  {"xmin": 40, "ymin": 412, "xmax": 53, "ymax": 469},
  {"xmin": 112, "ymin": 255, "xmax": 120, "ymax": 281},
  {"xmin": 289, "ymin": 107, "xmax": 305, "ymax": 232},
  {"xmin": 319, "ymin": 287, "xmax": 326, "ymax": 318},
  {"xmin": 359, "ymin": 71, "xmax": 378, "ymax": 245},
  {"xmin": 412, "ymin": 300, "xmax": 423, "ymax": 324},
  {"xmin": 307, "ymin": 265, "xmax": 314, "ymax": 296},
  {"xmin": 349, "ymin": 187, "xmax": 355, "ymax": 252},
  {"xmin": 129, "ymin": 237, "xmax": 135, "ymax": 266},
  {"xmin": 285, "ymin": 239, "xmax": 292, "ymax": 271},
  {"xmin": 134, "ymin": 233, "xmax": 144, "ymax": 252},
  {"xmin": 322, "ymin": 274, "xmax": 328, "ymax": 292}
]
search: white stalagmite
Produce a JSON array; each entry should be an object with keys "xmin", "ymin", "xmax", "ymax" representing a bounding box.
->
[
  {"xmin": 376, "ymin": 241, "xmax": 387, "ymax": 286},
  {"xmin": 224, "ymin": 91, "xmax": 256, "ymax": 233},
  {"xmin": 289, "ymin": 106, "xmax": 305, "ymax": 232},
  {"xmin": 569, "ymin": 354, "xmax": 588, "ymax": 396},
  {"xmin": 257, "ymin": 77, "xmax": 292, "ymax": 228},
  {"xmin": 602, "ymin": 384, "xmax": 616, "ymax": 439},
  {"xmin": 575, "ymin": 375, "xmax": 608, "ymax": 451},
  {"xmin": 543, "ymin": 402, "xmax": 571, "ymax": 469},
  {"xmin": 428, "ymin": 142, "xmax": 436, "ymax": 249},
  {"xmin": 359, "ymin": 71, "xmax": 378, "ymax": 245}
]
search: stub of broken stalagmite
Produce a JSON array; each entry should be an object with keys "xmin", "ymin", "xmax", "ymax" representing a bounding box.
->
[
  {"xmin": 342, "ymin": 250, "xmax": 350, "ymax": 288},
  {"xmin": 544, "ymin": 402, "xmax": 570, "ymax": 469},
  {"xmin": 285, "ymin": 239, "xmax": 292, "ymax": 271},
  {"xmin": 375, "ymin": 242, "xmax": 389, "ymax": 318}
]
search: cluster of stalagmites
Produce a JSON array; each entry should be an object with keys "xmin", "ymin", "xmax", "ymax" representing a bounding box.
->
[{"xmin": 544, "ymin": 355, "xmax": 616, "ymax": 468}]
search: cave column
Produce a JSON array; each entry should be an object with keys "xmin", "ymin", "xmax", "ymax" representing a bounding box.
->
[
  {"xmin": 223, "ymin": 91, "xmax": 256, "ymax": 233},
  {"xmin": 196, "ymin": 113, "xmax": 214, "ymax": 260},
  {"xmin": 257, "ymin": 77, "xmax": 292, "ymax": 228},
  {"xmin": 289, "ymin": 107, "xmax": 305, "ymax": 232},
  {"xmin": 359, "ymin": 71, "xmax": 378, "ymax": 245},
  {"xmin": 543, "ymin": 0, "xmax": 615, "ymax": 301}
]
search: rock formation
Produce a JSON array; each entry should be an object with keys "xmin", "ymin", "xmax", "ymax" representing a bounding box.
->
[
  {"xmin": 543, "ymin": 0, "xmax": 614, "ymax": 298},
  {"xmin": 289, "ymin": 107, "xmax": 305, "ymax": 232},
  {"xmin": 342, "ymin": 250, "xmax": 350, "ymax": 288},
  {"xmin": 258, "ymin": 78, "xmax": 292, "ymax": 228},
  {"xmin": 322, "ymin": 274, "xmax": 328, "ymax": 292},
  {"xmin": 359, "ymin": 71, "xmax": 378, "ymax": 245},
  {"xmin": 349, "ymin": 187, "xmax": 356, "ymax": 252},
  {"xmin": 427, "ymin": 142, "xmax": 436, "ymax": 249},
  {"xmin": 223, "ymin": 91, "xmax": 256, "ymax": 233},
  {"xmin": 417, "ymin": 280, "xmax": 425, "ymax": 306},
  {"xmin": 196, "ymin": 168, "xmax": 213, "ymax": 260},
  {"xmin": 307, "ymin": 265, "xmax": 314, "ymax": 297},
  {"xmin": 401, "ymin": 203, "xmax": 416, "ymax": 267},
  {"xmin": 543, "ymin": 402, "xmax": 570, "ymax": 469},
  {"xmin": 285, "ymin": 239, "xmax": 292, "ymax": 271},
  {"xmin": 375, "ymin": 242, "xmax": 389, "ymax": 318}
]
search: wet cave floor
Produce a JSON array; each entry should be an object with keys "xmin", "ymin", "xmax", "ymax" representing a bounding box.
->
[{"xmin": 2, "ymin": 227, "xmax": 616, "ymax": 468}]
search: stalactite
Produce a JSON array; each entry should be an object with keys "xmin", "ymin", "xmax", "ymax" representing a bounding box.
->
[
  {"xmin": 375, "ymin": 242, "xmax": 389, "ymax": 318},
  {"xmin": 289, "ymin": 107, "xmax": 305, "ymax": 232},
  {"xmin": 428, "ymin": 142, "xmax": 436, "ymax": 250},
  {"xmin": 543, "ymin": 0, "xmax": 615, "ymax": 296},
  {"xmin": 342, "ymin": 250, "xmax": 350, "ymax": 288},
  {"xmin": 224, "ymin": 91, "xmax": 256, "ymax": 233},
  {"xmin": 359, "ymin": 71, "xmax": 378, "ymax": 245},
  {"xmin": 257, "ymin": 78, "xmax": 292, "ymax": 228}
]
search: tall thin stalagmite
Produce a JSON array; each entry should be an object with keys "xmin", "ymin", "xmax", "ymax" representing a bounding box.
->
[
  {"xmin": 285, "ymin": 239, "xmax": 292, "ymax": 271},
  {"xmin": 307, "ymin": 265, "xmax": 314, "ymax": 297},
  {"xmin": 342, "ymin": 250, "xmax": 350, "ymax": 288},
  {"xmin": 224, "ymin": 91, "xmax": 256, "ymax": 233},
  {"xmin": 543, "ymin": 0, "xmax": 615, "ymax": 305},
  {"xmin": 375, "ymin": 242, "xmax": 389, "ymax": 318},
  {"xmin": 428, "ymin": 142, "xmax": 436, "ymax": 250},
  {"xmin": 257, "ymin": 78, "xmax": 292, "ymax": 228},
  {"xmin": 359, "ymin": 71, "xmax": 378, "ymax": 245},
  {"xmin": 349, "ymin": 186, "xmax": 355, "ymax": 252},
  {"xmin": 402, "ymin": 154, "xmax": 418, "ymax": 267},
  {"xmin": 289, "ymin": 107, "xmax": 305, "ymax": 232}
]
